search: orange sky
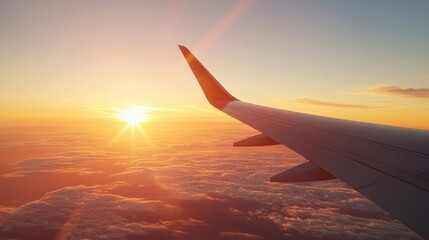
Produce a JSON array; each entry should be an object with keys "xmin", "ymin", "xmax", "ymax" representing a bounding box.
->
[{"xmin": 0, "ymin": 1, "xmax": 428, "ymax": 130}]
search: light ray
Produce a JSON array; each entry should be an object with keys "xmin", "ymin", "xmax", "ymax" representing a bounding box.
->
[{"xmin": 193, "ymin": 0, "xmax": 255, "ymax": 54}]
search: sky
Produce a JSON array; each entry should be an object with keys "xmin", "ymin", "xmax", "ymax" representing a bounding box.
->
[
  {"xmin": 0, "ymin": 0, "xmax": 428, "ymax": 128},
  {"xmin": 0, "ymin": 1, "xmax": 428, "ymax": 239}
]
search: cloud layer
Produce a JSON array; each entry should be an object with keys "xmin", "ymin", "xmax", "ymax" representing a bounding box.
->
[{"xmin": 0, "ymin": 123, "xmax": 423, "ymax": 239}]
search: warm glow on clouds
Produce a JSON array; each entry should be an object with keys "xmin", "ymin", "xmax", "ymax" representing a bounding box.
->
[{"xmin": 0, "ymin": 122, "xmax": 422, "ymax": 239}]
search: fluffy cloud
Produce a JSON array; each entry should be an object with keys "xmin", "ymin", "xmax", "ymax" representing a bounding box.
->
[
  {"xmin": 0, "ymin": 124, "xmax": 423, "ymax": 239},
  {"xmin": 0, "ymin": 184, "xmax": 287, "ymax": 240},
  {"xmin": 114, "ymin": 138, "xmax": 421, "ymax": 239},
  {"xmin": 0, "ymin": 184, "xmax": 181, "ymax": 240}
]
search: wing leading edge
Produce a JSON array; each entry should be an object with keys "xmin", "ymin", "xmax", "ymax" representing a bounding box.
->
[{"xmin": 179, "ymin": 45, "xmax": 429, "ymax": 239}]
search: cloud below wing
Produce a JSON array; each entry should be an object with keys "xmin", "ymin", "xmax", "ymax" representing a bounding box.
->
[{"xmin": 0, "ymin": 123, "xmax": 423, "ymax": 240}]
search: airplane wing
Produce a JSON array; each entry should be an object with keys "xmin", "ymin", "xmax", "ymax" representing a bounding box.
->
[{"xmin": 178, "ymin": 45, "xmax": 429, "ymax": 239}]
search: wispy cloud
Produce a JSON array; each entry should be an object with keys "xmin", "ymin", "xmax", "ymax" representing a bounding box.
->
[
  {"xmin": 296, "ymin": 98, "xmax": 370, "ymax": 109},
  {"xmin": 354, "ymin": 86, "xmax": 429, "ymax": 99},
  {"xmin": 2, "ymin": 151, "xmax": 112, "ymax": 177}
]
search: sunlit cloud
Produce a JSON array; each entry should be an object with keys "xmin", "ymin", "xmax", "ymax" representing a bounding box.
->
[
  {"xmin": 0, "ymin": 184, "xmax": 181, "ymax": 240},
  {"xmin": 353, "ymin": 86, "xmax": 429, "ymax": 99},
  {"xmin": 220, "ymin": 231, "xmax": 264, "ymax": 239},
  {"xmin": 2, "ymin": 151, "xmax": 110, "ymax": 177},
  {"xmin": 0, "ymin": 123, "xmax": 422, "ymax": 239},
  {"xmin": 295, "ymin": 98, "xmax": 371, "ymax": 109},
  {"xmin": 0, "ymin": 206, "xmax": 15, "ymax": 221}
]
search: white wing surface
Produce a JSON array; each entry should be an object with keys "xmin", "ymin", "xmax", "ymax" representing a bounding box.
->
[{"xmin": 179, "ymin": 45, "xmax": 429, "ymax": 239}]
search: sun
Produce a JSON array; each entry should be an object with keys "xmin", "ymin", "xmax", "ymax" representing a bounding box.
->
[{"xmin": 118, "ymin": 108, "xmax": 148, "ymax": 125}]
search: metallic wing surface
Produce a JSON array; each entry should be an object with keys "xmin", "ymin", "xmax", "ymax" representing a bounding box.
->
[{"xmin": 178, "ymin": 45, "xmax": 429, "ymax": 239}]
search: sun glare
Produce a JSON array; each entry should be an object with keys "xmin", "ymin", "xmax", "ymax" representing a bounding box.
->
[{"xmin": 119, "ymin": 109, "xmax": 148, "ymax": 125}]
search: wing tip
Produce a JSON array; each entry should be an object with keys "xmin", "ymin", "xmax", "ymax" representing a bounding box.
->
[
  {"xmin": 178, "ymin": 45, "xmax": 238, "ymax": 109},
  {"xmin": 178, "ymin": 45, "xmax": 189, "ymax": 54}
]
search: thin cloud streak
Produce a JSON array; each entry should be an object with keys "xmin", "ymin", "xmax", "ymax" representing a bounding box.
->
[
  {"xmin": 296, "ymin": 98, "xmax": 370, "ymax": 109},
  {"xmin": 354, "ymin": 86, "xmax": 429, "ymax": 99}
]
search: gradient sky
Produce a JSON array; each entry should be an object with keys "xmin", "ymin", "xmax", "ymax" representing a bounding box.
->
[{"xmin": 0, "ymin": 0, "xmax": 428, "ymax": 128}]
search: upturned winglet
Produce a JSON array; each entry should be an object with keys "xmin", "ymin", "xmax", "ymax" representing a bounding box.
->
[{"xmin": 178, "ymin": 45, "xmax": 238, "ymax": 109}]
